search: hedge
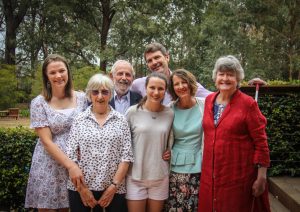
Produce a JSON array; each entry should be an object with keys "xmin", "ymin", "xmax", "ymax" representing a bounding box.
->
[
  {"xmin": 258, "ymin": 93, "xmax": 300, "ymax": 177},
  {"xmin": 0, "ymin": 127, "xmax": 37, "ymax": 211}
]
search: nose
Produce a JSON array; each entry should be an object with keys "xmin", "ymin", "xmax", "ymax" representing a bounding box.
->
[
  {"xmin": 55, "ymin": 72, "xmax": 62, "ymax": 78},
  {"xmin": 121, "ymin": 73, "xmax": 127, "ymax": 80}
]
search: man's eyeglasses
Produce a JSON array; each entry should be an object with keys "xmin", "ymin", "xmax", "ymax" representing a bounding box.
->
[{"xmin": 91, "ymin": 89, "xmax": 110, "ymax": 96}]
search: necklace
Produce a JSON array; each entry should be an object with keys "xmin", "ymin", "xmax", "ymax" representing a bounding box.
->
[
  {"xmin": 144, "ymin": 104, "xmax": 164, "ymax": 120},
  {"xmin": 151, "ymin": 112, "xmax": 158, "ymax": 119}
]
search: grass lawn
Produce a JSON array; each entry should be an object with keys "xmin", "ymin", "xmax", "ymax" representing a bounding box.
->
[{"xmin": 0, "ymin": 117, "xmax": 30, "ymax": 128}]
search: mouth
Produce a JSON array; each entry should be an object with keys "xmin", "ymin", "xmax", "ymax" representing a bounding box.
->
[
  {"xmin": 95, "ymin": 99, "xmax": 106, "ymax": 103},
  {"xmin": 118, "ymin": 80, "xmax": 129, "ymax": 86},
  {"xmin": 152, "ymin": 64, "xmax": 162, "ymax": 71}
]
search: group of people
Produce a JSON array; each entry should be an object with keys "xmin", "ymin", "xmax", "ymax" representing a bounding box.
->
[{"xmin": 25, "ymin": 42, "xmax": 271, "ymax": 212}]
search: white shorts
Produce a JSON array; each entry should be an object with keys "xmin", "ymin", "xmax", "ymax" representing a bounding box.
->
[{"xmin": 126, "ymin": 175, "xmax": 169, "ymax": 201}]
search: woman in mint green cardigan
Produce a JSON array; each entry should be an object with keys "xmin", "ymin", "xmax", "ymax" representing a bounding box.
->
[{"xmin": 164, "ymin": 69, "xmax": 205, "ymax": 212}]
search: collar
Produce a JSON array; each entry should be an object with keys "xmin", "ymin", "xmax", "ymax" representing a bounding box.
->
[{"xmin": 114, "ymin": 90, "xmax": 130, "ymax": 101}]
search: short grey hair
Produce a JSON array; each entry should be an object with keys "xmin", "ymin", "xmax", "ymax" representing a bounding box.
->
[
  {"xmin": 212, "ymin": 55, "xmax": 245, "ymax": 87},
  {"xmin": 85, "ymin": 74, "xmax": 114, "ymax": 101},
  {"xmin": 110, "ymin": 60, "xmax": 135, "ymax": 76}
]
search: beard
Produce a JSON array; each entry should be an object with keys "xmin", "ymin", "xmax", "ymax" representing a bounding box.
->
[{"xmin": 115, "ymin": 81, "xmax": 130, "ymax": 96}]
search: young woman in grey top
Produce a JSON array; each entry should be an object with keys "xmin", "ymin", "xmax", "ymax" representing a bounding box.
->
[{"xmin": 125, "ymin": 72, "xmax": 174, "ymax": 212}]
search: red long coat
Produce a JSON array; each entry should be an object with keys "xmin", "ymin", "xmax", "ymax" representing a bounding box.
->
[{"xmin": 198, "ymin": 90, "xmax": 270, "ymax": 212}]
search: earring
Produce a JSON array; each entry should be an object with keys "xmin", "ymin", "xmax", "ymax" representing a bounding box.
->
[{"xmin": 47, "ymin": 82, "xmax": 51, "ymax": 89}]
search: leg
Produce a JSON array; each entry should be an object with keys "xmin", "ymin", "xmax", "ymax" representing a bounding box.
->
[
  {"xmin": 147, "ymin": 199, "xmax": 165, "ymax": 212},
  {"xmin": 106, "ymin": 193, "xmax": 128, "ymax": 212},
  {"xmin": 127, "ymin": 199, "xmax": 147, "ymax": 212},
  {"xmin": 57, "ymin": 209, "xmax": 69, "ymax": 212},
  {"xmin": 68, "ymin": 189, "xmax": 91, "ymax": 212}
]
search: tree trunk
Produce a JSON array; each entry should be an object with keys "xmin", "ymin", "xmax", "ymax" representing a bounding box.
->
[
  {"xmin": 4, "ymin": 21, "xmax": 16, "ymax": 65},
  {"xmin": 3, "ymin": 0, "xmax": 31, "ymax": 65},
  {"xmin": 100, "ymin": 0, "xmax": 115, "ymax": 73}
]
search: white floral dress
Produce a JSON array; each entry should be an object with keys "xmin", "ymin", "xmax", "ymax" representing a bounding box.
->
[{"xmin": 25, "ymin": 91, "xmax": 87, "ymax": 209}]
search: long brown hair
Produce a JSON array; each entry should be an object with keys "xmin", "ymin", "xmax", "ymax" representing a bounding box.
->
[
  {"xmin": 137, "ymin": 72, "xmax": 168, "ymax": 109},
  {"xmin": 42, "ymin": 54, "xmax": 73, "ymax": 101}
]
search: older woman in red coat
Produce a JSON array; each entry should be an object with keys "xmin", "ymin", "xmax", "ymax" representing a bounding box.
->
[{"xmin": 198, "ymin": 55, "xmax": 270, "ymax": 212}]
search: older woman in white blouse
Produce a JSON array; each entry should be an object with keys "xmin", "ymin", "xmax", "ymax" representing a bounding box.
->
[{"xmin": 66, "ymin": 74, "xmax": 133, "ymax": 212}]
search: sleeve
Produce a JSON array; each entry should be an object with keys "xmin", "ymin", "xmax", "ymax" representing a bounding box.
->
[
  {"xmin": 65, "ymin": 119, "xmax": 80, "ymax": 163},
  {"xmin": 30, "ymin": 96, "xmax": 49, "ymax": 128},
  {"xmin": 246, "ymin": 101, "xmax": 270, "ymax": 167},
  {"xmin": 167, "ymin": 129, "xmax": 174, "ymax": 150},
  {"xmin": 78, "ymin": 91, "xmax": 89, "ymax": 111},
  {"xmin": 131, "ymin": 79, "xmax": 142, "ymax": 96},
  {"xmin": 196, "ymin": 82, "xmax": 212, "ymax": 98},
  {"xmin": 120, "ymin": 118, "xmax": 134, "ymax": 163}
]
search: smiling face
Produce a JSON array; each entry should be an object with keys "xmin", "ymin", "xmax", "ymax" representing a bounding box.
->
[
  {"xmin": 145, "ymin": 50, "xmax": 170, "ymax": 76},
  {"xmin": 146, "ymin": 76, "xmax": 167, "ymax": 104},
  {"xmin": 215, "ymin": 70, "xmax": 238, "ymax": 93},
  {"xmin": 173, "ymin": 75, "xmax": 191, "ymax": 99},
  {"xmin": 90, "ymin": 86, "xmax": 111, "ymax": 111},
  {"xmin": 46, "ymin": 61, "xmax": 69, "ymax": 90},
  {"xmin": 112, "ymin": 62, "xmax": 134, "ymax": 96}
]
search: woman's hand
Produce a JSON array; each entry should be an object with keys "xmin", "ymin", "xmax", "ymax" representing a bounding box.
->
[
  {"xmin": 162, "ymin": 150, "xmax": 171, "ymax": 161},
  {"xmin": 68, "ymin": 164, "xmax": 86, "ymax": 189},
  {"xmin": 78, "ymin": 186, "xmax": 97, "ymax": 208},
  {"xmin": 98, "ymin": 184, "xmax": 117, "ymax": 208},
  {"xmin": 252, "ymin": 176, "xmax": 266, "ymax": 197}
]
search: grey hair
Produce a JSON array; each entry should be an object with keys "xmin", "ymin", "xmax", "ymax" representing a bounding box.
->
[
  {"xmin": 212, "ymin": 55, "xmax": 245, "ymax": 87},
  {"xmin": 85, "ymin": 74, "xmax": 114, "ymax": 101},
  {"xmin": 110, "ymin": 60, "xmax": 135, "ymax": 76}
]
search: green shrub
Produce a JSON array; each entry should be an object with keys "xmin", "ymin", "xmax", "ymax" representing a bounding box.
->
[
  {"xmin": 20, "ymin": 109, "xmax": 30, "ymax": 118},
  {"xmin": 258, "ymin": 93, "xmax": 300, "ymax": 177},
  {"xmin": 0, "ymin": 127, "xmax": 37, "ymax": 210}
]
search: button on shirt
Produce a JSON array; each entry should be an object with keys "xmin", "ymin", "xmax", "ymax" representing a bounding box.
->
[
  {"xmin": 114, "ymin": 91, "xmax": 131, "ymax": 114},
  {"xmin": 66, "ymin": 106, "xmax": 134, "ymax": 193}
]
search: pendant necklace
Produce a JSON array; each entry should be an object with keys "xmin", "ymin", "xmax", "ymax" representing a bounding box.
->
[{"xmin": 145, "ymin": 104, "xmax": 163, "ymax": 120}]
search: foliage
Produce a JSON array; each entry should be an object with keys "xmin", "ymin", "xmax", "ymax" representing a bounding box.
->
[
  {"xmin": 0, "ymin": 64, "xmax": 23, "ymax": 110},
  {"xmin": 258, "ymin": 93, "xmax": 300, "ymax": 176},
  {"xmin": 0, "ymin": 127, "xmax": 37, "ymax": 210},
  {"xmin": 0, "ymin": 0, "xmax": 300, "ymax": 104},
  {"xmin": 72, "ymin": 66, "xmax": 101, "ymax": 91},
  {"xmin": 20, "ymin": 109, "xmax": 30, "ymax": 118}
]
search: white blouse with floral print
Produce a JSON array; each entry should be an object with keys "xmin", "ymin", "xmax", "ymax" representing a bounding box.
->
[{"xmin": 66, "ymin": 106, "xmax": 134, "ymax": 194}]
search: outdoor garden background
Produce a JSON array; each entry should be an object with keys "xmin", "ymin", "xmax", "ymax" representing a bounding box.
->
[{"xmin": 0, "ymin": 0, "xmax": 299, "ymax": 210}]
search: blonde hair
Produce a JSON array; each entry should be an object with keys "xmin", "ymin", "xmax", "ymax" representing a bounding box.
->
[{"xmin": 85, "ymin": 74, "xmax": 114, "ymax": 101}]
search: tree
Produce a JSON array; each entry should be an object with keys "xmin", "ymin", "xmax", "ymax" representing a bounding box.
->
[{"xmin": 2, "ymin": 0, "xmax": 31, "ymax": 65}]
